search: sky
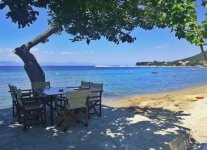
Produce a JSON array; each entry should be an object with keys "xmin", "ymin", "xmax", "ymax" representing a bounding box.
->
[{"xmin": 0, "ymin": 4, "xmax": 206, "ymax": 66}]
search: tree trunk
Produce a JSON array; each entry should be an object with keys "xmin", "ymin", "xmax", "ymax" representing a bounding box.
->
[
  {"xmin": 200, "ymin": 45, "xmax": 207, "ymax": 61},
  {"xmin": 14, "ymin": 26, "xmax": 60, "ymax": 83}
]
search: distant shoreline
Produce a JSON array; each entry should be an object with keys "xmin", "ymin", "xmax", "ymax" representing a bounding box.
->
[{"xmin": 0, "ymin": 65, "xmax": 207, "ymax": 68}]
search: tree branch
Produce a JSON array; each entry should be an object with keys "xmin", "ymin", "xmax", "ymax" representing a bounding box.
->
[
  {"xmin": 13, "ymin": 26, "xmax": 61, "ymax": 82},
  {"xmin": 25, "ymin": 26, "xmax": 60, "ymax": 51}
]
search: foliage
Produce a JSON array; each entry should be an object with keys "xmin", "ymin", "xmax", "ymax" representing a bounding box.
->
[
  {"xmin": 182, "ymin": 51, "xmax": 207, "ymax": 62},
  {"xmin": 136, "ymin": 51, "xmax": 207, "ymax": 66},
  {"xmin": 171, "ymin": 1, "xmax": 207, "ymax": 47},
  {"xmin": 0, "ymin": 0, "xmax": 199, "ymax": 45}
]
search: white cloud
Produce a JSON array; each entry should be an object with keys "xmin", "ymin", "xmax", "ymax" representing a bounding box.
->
[
  {"xmin": 0, "ymin": 47, "xmax": 91, "ymax": 64},
  {"xmin": 60, "ymin": 51, "xmax": 80, "ymax": 55},
  {"xmin": 0, "ymin": 47, "xmax": 20, "ymax": 61},
  {"xmin": 84, "ymin": 51, "xmax": 94, "ymax": 54},
  {"xmin": 8, "ymin": 53, "xmax": 16, "ymax": 58},
  {"xmin": 155, "ymin": 43, "xmax": 169, "ymax": 49},
  {"xmin": 31, "ymin": 48, "xmax": 54, "ymax": 55},
  {"xmin": 30, "ymin": 47, "xmax": 39, "ymax": 52},
  {"xmin": 43, "ymin": 51, "xmax": 54, "ymax": 55},
  {"xmin": 0, "ymin": 48, "xmax": 13, "ymax": 53}
]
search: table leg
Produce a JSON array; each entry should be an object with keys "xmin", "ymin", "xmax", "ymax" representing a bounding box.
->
[{"xmin": 50, "ymin": 98, "xmax": 53, "ymax": 125}]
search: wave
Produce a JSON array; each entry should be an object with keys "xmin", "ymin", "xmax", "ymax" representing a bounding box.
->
[{"xmin": 95, "ymin": 65, "xmax": 138, "ymax": 68}]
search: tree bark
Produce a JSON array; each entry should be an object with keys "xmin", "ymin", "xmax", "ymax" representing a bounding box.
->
[
  {"xmin": 14, "ymin": 26, "xmax": 60, "ymax": 83},
  {"xmin": 200, "ymin": 45, "xmax": 207, "ymax": 62}
]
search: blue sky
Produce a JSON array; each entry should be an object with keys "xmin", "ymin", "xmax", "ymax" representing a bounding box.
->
[{"xmin": 0, "ymin": 5, "xmax": 206, "ymax": 66}]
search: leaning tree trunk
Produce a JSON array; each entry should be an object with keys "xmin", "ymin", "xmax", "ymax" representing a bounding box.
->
[
  {"xmin": 14, "ymin": 26, "xmax": 60, "ymax": 83},
  {"xmin": 200, "ymin": 45, "xmax": 207, "ymax": 62}
]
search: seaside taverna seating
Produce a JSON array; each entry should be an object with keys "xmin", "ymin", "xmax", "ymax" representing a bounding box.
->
[
  {"xmin": 32, "ymin": 81, "xmax": 50, "ymax": 90},
  {"xmin": 55, "ymin": 89, "xmax": 90, "ymax": 132},
  {"xmin": 74, "ymin": 81, "xmax": 103, "ymax": 118},
  {"xmin": 80, "ymin": 81, "xmax": 90, "ymax": 89},
  {"xmin": 71, "ymin": 81, "xmax": 90, "ymax": 90},
  {"xmin": 31, "ymin": 81, "xmax": 51, "ymax": 102},
  {"xmin": 88, "ymin": 82, "xmax": 103, "ymax": 118},
  {"xmin": 8, "ymin": 84, "xmax": 18, "ymax": 118},
  {"xmin": 9, "ymin": 85, "xmax": 46, "ymax": 131},
  {"xmin": 9, "ymin": 84, "xmax": 33, "ymax": 118}
]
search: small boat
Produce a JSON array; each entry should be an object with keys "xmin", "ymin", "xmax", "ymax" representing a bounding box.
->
[
  {"xmin": 195, "ymin": 96, "xmax": 204, "ymax": 99},
  {"xmin": 152, "ymin": 72, "xmax": 158, "ymax": 74}
]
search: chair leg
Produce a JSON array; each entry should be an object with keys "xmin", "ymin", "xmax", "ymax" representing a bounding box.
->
[
  {"xmin": 63, "ymin": 109, "xmax": 69, "ymax": 132},
  {"xmin": 39, "ymin": 110, "xmax": 46, "ymax": 128},
  {"xmin": 12, "ymin": 102, "xmax": 15, "ymax": 118},
  {"xmin": 85, "ymin": 108, "xmax": 88, "ymax": 126},
  {"xmin": 88, "ymin": 106, "xmax": 90, "ymax": 119},
  {"xmin": 17, "ymin": 107, "xmax": 21, "ymax": 123},
  {"xmin": 99, "ymin": 101, "xmax": 101, "ymax": 117},
  {"xmin": 23, "ymin": 124, "xmax": 27, "ymax": 132},
  {"xmin": 44, "ymin": 105, "xmax": 47, "ymax": 127},
  {"xmin": 23, "ymin": 111, "xmax": 27, "ymax": 132},
  {"xmin": 91, "ymin": 102, "xmax": 99, "ymax": 116}
]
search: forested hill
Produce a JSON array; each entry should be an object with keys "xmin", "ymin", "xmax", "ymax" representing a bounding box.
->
[
  {"xmin": 136, "ymin": 51, "xmax": 207, "ymax": 66},
  {"xmin": 180, "ymin": 51, "xmax": 207, "ymax": 62}
]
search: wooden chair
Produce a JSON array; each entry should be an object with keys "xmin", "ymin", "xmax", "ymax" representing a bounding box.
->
[
  {"xmin": 72, "ymin": 81, "xmax": 90, "ymax": 90},
  {"xmin": 88, "ymin": 82, "xmax": 103, "ymax": 118},
  {"xmin": 55, "ymin": 90, "xmax": 90, "ymax": 132},
  {"xmin": 31, "ymin": 81, "xmax": 50, "ymax": 103},
  {"xmin": 80, "ymin": 81, "xmax": 90, "ymax": 89},
  {"xmin": 9, "ymin": 84, "xmax": 34, "ymax": 117},
  {"xmin": 15, "ymin": 88, "xmax": 46, "ymax": 131},
  {"xmin": 32, "ymin": 81, "xmax": 50, "ymax": 89},
  {"xmin": 8, "ymin": 84, "xmax": 18, "ymax": 118}
]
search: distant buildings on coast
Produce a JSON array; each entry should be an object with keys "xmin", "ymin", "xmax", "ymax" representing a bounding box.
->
[
  {"xmin": 136, "ymin": 52, "xmax": 207, "ymax": 67},
  {"xmin": 136, "ymin": 60, "xmax": 207, "ymax": 67}
]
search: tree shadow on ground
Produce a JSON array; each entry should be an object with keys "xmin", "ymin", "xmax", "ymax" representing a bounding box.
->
[
  {"xmin": 125, "ymin": 106, "xmax": 190, "ymax": 124},
  {"xmin": 0, "ymin": 105, "xmax": 201, "ymax": 150}
]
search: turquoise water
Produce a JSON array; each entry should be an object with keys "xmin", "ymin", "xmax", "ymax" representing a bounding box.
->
[{"xmin": 1, "ymin": 66, "xmax": 207, "ymax": 108}]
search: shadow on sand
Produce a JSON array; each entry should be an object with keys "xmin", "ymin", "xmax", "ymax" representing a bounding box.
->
[{"xmin": 0, "ymin": 105, "xmax": 201, "ymax": 150}]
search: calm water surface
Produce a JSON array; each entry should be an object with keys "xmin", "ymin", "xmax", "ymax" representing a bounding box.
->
[{"xmin": 1, "ymin": 66, "xmax": 207, "ymax": 108}]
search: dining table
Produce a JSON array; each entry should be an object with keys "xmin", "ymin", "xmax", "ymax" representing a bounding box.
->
[{"xmin": 34, "ymin": 87, "xmax": 74, "ymax": 125}]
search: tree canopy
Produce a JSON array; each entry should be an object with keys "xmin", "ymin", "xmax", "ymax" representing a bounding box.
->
[
  {"xmin": 0, "ymin": 0, "xmax": 204, "ymax": 82},
  {"xmin": 0, "ymin": 0, "xmax": 199, "ymax": 44}
]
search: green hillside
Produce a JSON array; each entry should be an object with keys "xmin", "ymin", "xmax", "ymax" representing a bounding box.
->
[
  {"xmin": 136, "ymin": 51, "xmax": 207, "ymax": 66},
  {"xmin": 178, "ymin": 51, "xmax": 207, "ymax": 62}
]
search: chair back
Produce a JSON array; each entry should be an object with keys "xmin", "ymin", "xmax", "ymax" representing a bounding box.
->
[
  {"xmin": 80, "ymin": 81, "xmax": 90, "ymax": 89},
  {"xmin": 89, "ymin": 82, "xmax": 103, "ymax": 98},
  {"xmin": 15, "ymin": 89, "xmax": 23, "ymax": 107},
  {"xmin": 32, "ymin": 81, "xmax": 50, "ymax": 89},
  {"xmin": 8, "ymin": 84, "xmax": 17, "ymax": 103},
  {"xmin": 65, "ymin": 90, "xmax": 90, "ymax": 109},
  {"xmin": 90, "ymin": 82, "xmax": 103, "ymax": 90}
]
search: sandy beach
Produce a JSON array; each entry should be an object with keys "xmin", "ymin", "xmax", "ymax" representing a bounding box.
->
[
  {"xmin": 1, "ymin": 85, "xmax": 207, "ymax": 149},
  {"xmin": 104, "ymin": 84, "xmax": 207, "ymax": 144}
]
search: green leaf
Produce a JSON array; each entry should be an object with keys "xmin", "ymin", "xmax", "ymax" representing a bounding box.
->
[{"xmin": 202, "ymin": 1, "xmax": 207, "ymax": 7}]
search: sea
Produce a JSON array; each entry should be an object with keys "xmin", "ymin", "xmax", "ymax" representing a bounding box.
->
[{"xmin": 1, "ymin": 66, "xmax": 207, "ymax": 109}]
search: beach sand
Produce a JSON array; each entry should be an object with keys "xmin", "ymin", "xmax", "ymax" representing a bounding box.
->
[
  {"xmin": 1, "ymin": 85, "xmax": 207, "ymax": 149},
  {"xmin": 103, "ymin": 84, "xmax": 207, "ymax": 144}
]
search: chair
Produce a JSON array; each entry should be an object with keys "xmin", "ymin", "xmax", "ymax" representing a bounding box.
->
[
  {"xmin": 9, "ymin": 84, "xmax": 34, "ymax": 117},
  {"xmin": 31, "ymin": 81, "xmax": 50, "ymax": 102},
  {"xmin": 88, "ymin": 82, "xmax": 103, "ymax": 118},
  {"xmin": 15, "ymin": 88, "xmax": 46, "ymax": 131},
  {"xmin": 71, "ymin": 81, "xmax": 90, "ymax": 90},
  {"xmin": 55, "ymin": 90, "xmax": 90, "ymax": 132},
  {"xmin": 80, "ymin": 81, "xmax": 90, "ymax": 89},
  {"xmin": 32, "ymin": 81, "xmax": 50, "ymax": 89},
  {"xmin": 8, "ymin": 84, "xmax": 18, "ymax": 117}
]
